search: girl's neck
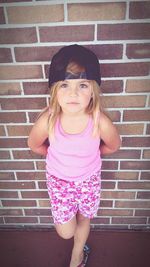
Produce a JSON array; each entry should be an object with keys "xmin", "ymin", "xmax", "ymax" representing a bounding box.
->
[
  {"xmin": 60, "ymin": 110, "xmax": 88, "ymax": 120},
  {"xmin": 59, "ymin": 113, "xmax": 90, "ymax": 135}
]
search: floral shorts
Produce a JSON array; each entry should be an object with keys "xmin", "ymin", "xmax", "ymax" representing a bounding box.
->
[{"xmin": 46, "ymin": 171, "xmax": 101, "ymax": 224}]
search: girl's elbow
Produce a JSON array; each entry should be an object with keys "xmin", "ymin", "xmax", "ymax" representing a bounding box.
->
[
  {"xmin": 114, "ymin": 137, "xmax": 122, "ymax": 152},
  {"xmin": 27, "ymin": 137, "xmax": 35, "ymax": 151}
]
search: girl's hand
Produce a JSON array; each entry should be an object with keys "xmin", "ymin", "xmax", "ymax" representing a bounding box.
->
[
  {"xmin": 27, "ymin": 109, "xmax": 49, "ymax": 156},
  {"xmin": 99, "ymin": 112, "xmax": 121, "ymax": 155}
]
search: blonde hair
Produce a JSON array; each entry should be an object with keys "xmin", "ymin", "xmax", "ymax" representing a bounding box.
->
[{"xmin": 47, "ymin": 62, "xmax": 103, "ymax": 139}]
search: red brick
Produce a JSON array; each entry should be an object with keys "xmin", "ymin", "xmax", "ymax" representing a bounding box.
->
[
  {"xmin": 0, "ymin": 27, "xmax": 37, "ymax": 44},
  {"xmin": 143, "ymin": 149, "xmax": 150, "ymax": 159},
  {"xmin": 140, "ymin": 172, "xmax": 150, "ymax": 180},
  {"xmin": 85, "ymin": 44, "xmax": 123, "ymax": 60},
  {"xmin": 21, "ymin": 191, "xmax": 48, "ymax": 199},
  {"xmin": 129, "ymin": 1, "xmax": 150, "ymax": 19},
  {"xmin": 0, "ymin": 48, "xmax": 12, "ymax": 63},
  {"xmin": 120, "ymin": 160, "xmax": 150, "ymax": 170},
  {"xmin": 0, "ymin": 7, "xmax": 5, "ymax": 24},
  {"xmin": 104, "ymin": 95, "xmax": 146, "ymax": 108},
  {"xmin": 101, "ymin": 62, "xmax": 150, "ymax": 78},
  {"xmin": 0, "ymin": 112, "xmax": 26, "ymax": 123},
  {"xmin": 4, "ymin": 217, "xmax": 38, "ymax": 224},
  {"xmin": 0, "ymin": 161, "xmax": 34, "ymax": 170},
  {"xmin": 135, "ymin": 210, "xmax": 150, "ymax": 216},
  {"xmin": 23, "ymin": 82, "xmax": 49, "ymax": 95},
  {"xmin": 0, "ymin": 181, "xmax": 35, "ymax": 189},
  {"xmin": 101, "ymin": 181, "xmax": 116, "ymax": 190},
  {"xmin": 0, "ymin": 150, "xmax": 10, "ymax": 159},
  {"xmin": 101, "ymin": 80, "xmax": 123, "ymax": 94},
  {"xmin": 1, "ymin": 97, "xmax": 46, "ymax": 110},
  {"xmin": 137, "ymin": 191, "xmax": 150, "ymax": 199},
  {"xmin": 68, "ymin": 2, "xmax": 126, "ymax": 21},
  {"xmin": 13, "ymin": 150, "xmax": 42, "ymax": 160},
  {"xmin": 126, "ymin": 79, "xmax": 150, "ymax": 93},
  {"xmin": 0, "ymin": 138, "xmax": 27, "ymax": 148},
  {"xmin": 91, "ymin": 218, "xmax": 110, "ymax": 224},
  {"xmin": 0, "ymin": 65, "xmax": 43, "ymax": 80},
  {"xmin": 100, "ymin": 200, "xmax": 113, "ymax": 207},
  {"xmin": 122, "ymin": 137, "xmax": 150, "ymax": 147},
  {"xmin": 115, "ymin": 200, "xmax": 150, "ymax": 209},
  {"xmin": 28, "ymin": 111, "xmax": 40, "ymax": 123},
  {"xmin": 39, "ymin": 200, "xmax": 49, "ymax": 207},
  {"xmin": 0, "ymin": 209, "xmax": 23, "ymax": 216},
  {"xmin": 38, "ymin": 182, "xmax": 47, "ymax": 189},
  {"xmin": 0, "ymin": 191, "xmax": 18, "ymax": 198},
  {"xmin": 1, "ymin": 0, "xmax": 31, "ymax": 2},
  {"xmin": 0, "ymin": 172, "xmax": 15, "ymax": 180},
  {"xmin": 103, "ymin": 149, "xmax": 141, "ymax": 159},
  {"xmin": 16, "ymin": 171, "xmax": 45, "ymax": 181},
  {"xmin": 102, "ymin": 161, "xmax": 118, "ymax": 170},
  {"xmin": 0, "ymin": 125, "xmax": 5, "ymax": 136},
  {"xmin": 2, "ymin": 200, "xmax": 37, "ymax": 207},
  {"xmin": 98, "ymin": 23, "xmax": 150, "ymax": 40},
  {"xmin": 101, "ymin": 191, "xmax": 135, "ymax": 199},
  {"xmin": 146, "ymin": 124, "xmax": 150, "ymax": 134},
  {"xmin": 102, "ymin": 171, "xmax": 139, "ymax": 180},
  {"xmin": 118, "ymin": 181, "xmax": 150, "ymax": 190},
  {"xmin": 7, "ymin": 125, "xmax": 32, "ymax": 136},
  {"xmin": 7, "ymin": 5, "xmax": 64, "ymax": 24},
  {"xmin": 126, "ymin": 44, "xmax": 150, "ymax": 59},
  {"xmin": 123, "ymin": 110, "xmax": 150, "ymax": 122},
  {"xmin": 40, "ymin": 216, "xmax": 53, "ymax": 224},
  {"xmin": 0, "ymin": 83, "xmax": 21, "ymax": 95},
  {"xmin": 112, "ymin": 217, "xmax": 147, "ymax": 224},
  {"xmin": 25, "ymin": 208, "xmax": 51, "ymax": 216},
  {"xmin": 36, "ymin": 161, "xmax": 46, "ymax": 170},
  {"xmin": 98, "ymin": 209, "xmax": 133, "ymax": 216},
  {"xmin": 40, "ymin": 25, "xmax": 94, "ymax": 42},
  {"xmin": 117, "ymin": 123, "xmax": 144, "ymax": 135},
  {"xmin": 105, "ymin": 111, "xmax": 121, "ymax": 122},
  {"xmin": 15, "ymin": 46, "xmax": 61, "ymax": 62}
]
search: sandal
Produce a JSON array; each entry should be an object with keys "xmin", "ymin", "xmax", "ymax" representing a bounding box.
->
[{"xmin": 77, "ymin": 244, "xmax": 90, "ymax": 267}]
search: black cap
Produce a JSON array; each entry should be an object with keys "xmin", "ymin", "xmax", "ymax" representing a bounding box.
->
[{"xmin": 48, "ymin": 44, "xmax": 101, "ymax": 87}]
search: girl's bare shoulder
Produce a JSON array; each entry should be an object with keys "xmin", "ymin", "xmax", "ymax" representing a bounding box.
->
[
  {"xmin": 99, "ymin": 111, "xmax": 117, "ymax": 135},
  {"xmin": 99, "ymin": 111, "xmax": 112, "ymax": 125}
]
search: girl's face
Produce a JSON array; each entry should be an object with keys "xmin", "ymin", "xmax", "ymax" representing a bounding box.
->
[{"xmin": 56, "ymin": 79, "xmax": 93, "ymax": 115}]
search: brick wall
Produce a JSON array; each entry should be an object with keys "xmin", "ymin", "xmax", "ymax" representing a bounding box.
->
[{"xmin": 0, "ymin": 0, "xmax": 150, "ymax": 229}]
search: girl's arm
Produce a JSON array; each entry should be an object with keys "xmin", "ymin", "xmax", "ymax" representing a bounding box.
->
[
  {"xmin": 27, "ymin": 110, "xmax": 49, "ymax": 156},
  {"xmin": 99, "ymin": 112, "xmax": 121, "ymax": 155}
]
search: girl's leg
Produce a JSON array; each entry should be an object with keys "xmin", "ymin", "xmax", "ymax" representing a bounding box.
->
[
  {"xmin": 69, "ymin": 213, "xmax": 90, "ymax": 267},
  {"xmin": 55, "ymin": 215, "xmax": 77, "ymax": 240},
  {"xmin": 55, "ymin": 213, "xmax": 90, "ymax": 267}
]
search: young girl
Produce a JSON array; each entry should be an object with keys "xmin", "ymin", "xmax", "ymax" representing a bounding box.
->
[{"xmin": 28, "ymin": 44, "xmax": 121, "ymax": 267}]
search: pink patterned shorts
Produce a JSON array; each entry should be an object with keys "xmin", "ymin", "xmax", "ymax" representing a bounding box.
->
[{"xmin": 46, "ymin": 171, "xmax": 101, "ymax": 224}]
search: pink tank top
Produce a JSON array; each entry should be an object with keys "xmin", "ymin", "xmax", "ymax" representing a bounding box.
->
[{"xmin": 46, "ymin": 116, "xmax": 102, "ymax": 181}]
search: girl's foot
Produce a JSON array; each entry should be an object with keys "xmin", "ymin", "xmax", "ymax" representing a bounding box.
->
[
  {"xmin": 69, "ymin": 252, "xmax": 84, "ymax": 267},
  {"xmin": 70, "ymin": 245, "xmax": 90, "ymax": 267},
  {"xmin": 77, "ymin": 245, "xmax": 90, "ymax": 267}
]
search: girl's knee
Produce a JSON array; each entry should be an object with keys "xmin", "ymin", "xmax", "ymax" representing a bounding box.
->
[
  {"xmin": 56, "ymin": 228, "xmax": 74, "ymax": 239},
  {"xmin": 55, "ymin": 217, "xmax": 77, "ymax": 239}
]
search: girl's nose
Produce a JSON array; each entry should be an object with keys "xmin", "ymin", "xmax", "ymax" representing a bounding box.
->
[{"xmin": 69, "ymin": 85, "xmax": 78, "ymax": 96}]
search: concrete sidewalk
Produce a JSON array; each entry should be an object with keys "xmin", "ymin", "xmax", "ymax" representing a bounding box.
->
[{"xmin": 0, "ymin": 228, "xmax": 149, "ymax": 267}]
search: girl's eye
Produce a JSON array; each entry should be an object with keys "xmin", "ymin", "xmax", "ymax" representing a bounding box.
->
[
  {"xmin": 60, "ymin": 83, "xmax": 68, "ymax": 88},
  {"xmin": 79, "ymin": 83, "xmax": 89, "ymax": 89}
]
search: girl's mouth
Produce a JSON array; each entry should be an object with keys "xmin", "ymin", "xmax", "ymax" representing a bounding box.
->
[{"xmin": 67, "ymin": 102, "xmax": 79, "ymax": 104}]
